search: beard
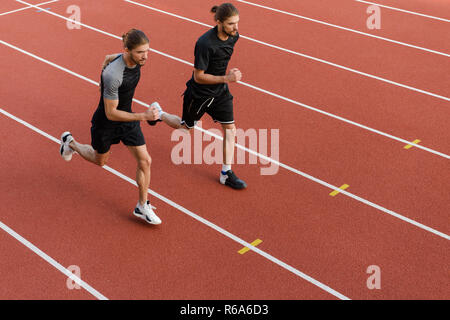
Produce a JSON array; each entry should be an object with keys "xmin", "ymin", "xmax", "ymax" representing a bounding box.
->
[
  {"xmin": 130, "ymin": 54, "xmax": 147, "ymax": 66},
  {"xmin": 224, "ymin": 29, "xmax": 237, "ymax": 37}
]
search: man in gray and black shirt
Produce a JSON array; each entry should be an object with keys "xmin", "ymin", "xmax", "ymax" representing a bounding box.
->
[{"xmin": 59, "ymin": 29, "xmax": 162, "ymax": 225}]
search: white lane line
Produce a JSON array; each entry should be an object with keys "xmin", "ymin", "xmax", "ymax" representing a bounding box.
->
[
  {"xmin": 236, "ymin": 0, "xmax": 449, "ymax": 56},
  {"xmin": 1, "ymin": 40, "xmax": 449, "ymax": 242},
  {"xmin": 0, "ymin": 40, "xmax": 99, "ymax": 86},
  {"xmin": 236, "ymin": 81, "xmax": 449, "ymax": 159},
  {"xmin": 355, "ymin": 0, "xmax": 450, "ymax": 23},
  {"xmin": 124, "ymin": 0, "xmax": 450, "ymax": 102},
  {"xmin": 0, "ymin": 107, "xmax": 350, "ymax": 300},
  {"xmin": 7, "ymin": 6, "xmax": 446, "ymax": 159},
  {"xmin": 2, "ymin": 36, "xmax": 449, "ymax": 162},
  {"xmin": 3, "ymin": 38, "xmax": 445, "ymax": 161},
  {"xmin": 9, "ymin": 2, "xmax": 450, "ymax": 143},
  {"xmin": 0, "ymin": 0, "xmax": 59, "ymax": 16},
  {"xmin": 0, "ymin": 220, "xmax": 108, "ymax": 300}
]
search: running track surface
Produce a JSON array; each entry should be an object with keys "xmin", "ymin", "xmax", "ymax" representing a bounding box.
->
[{"xmin": 0, "ymin": 0, "xmax": 448, "ymax": 300}]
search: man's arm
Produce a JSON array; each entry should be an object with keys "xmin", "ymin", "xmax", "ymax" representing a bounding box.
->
[
  {"xmin": 104, "ymin": 98, "xmax": 159, "ymax": 122},
  {"xmin": 193, "ymin": 68, "xmax": 242, "ymax": 84},
  {"xmin": 192, "ymin": 40, "xmax": 242, "ymax": 84}
]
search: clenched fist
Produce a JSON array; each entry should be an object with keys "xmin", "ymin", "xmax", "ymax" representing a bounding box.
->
[
  {"xmin": 144, "ymin": 105, "xmax": 160, "ymax": 121},
  {"xmin": 226, "ymin": 68, "xmax": 242, "ymax": 83}
]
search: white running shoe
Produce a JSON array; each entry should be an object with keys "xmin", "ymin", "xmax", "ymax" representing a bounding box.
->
[
  {"xmin": 60, "ymin": 132, "xmax": 74, "ymax": 161},
  {"xmin": 133, "ymin": 201, "xmax": 162, "ymax": 225}
]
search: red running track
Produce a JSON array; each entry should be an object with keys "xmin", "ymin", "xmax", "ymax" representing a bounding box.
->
[{"xmin": 0, "ymin": 0, "xmax": 449, "ymax": 300}]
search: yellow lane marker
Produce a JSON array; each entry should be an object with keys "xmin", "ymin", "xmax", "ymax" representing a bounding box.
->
[
  {"xmin": 329, "ymin": 184, "xmax": 350, "ymax": 197},
  {"xmin": 238, "ymin": 239, "xmax": 263, "ymax": 254},
  {"xmin": 404, "ymin": 139, "xmax": 421, "ymax": 149}
]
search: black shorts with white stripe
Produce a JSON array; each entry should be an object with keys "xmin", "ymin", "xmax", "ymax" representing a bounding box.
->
[{"xmin": 181, "ymin": 84, "xmax": 234, "ymax": 129}]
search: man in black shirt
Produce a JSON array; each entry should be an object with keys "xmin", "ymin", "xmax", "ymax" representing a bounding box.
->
[
  {"xmin": 155, "ymin": 3, "xmax": 247, "ymax": 189},
  {"xmin": 59, "ymin": 29, "xmax": 162, "ymax": 225}
]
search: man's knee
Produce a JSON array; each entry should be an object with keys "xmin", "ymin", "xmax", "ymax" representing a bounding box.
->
[
  {"xmin": 222, "ymin": 123, "xmax": 236, "ymax": 136},
  {"xmin": 138, "ymin": 155, "xmax": 152, "ymax": 170},
  {"xmin": 183, "ymin": 122, "xmax": 194, "ymax": 131},
  {"xmin": 94, "ymin": 152, "xmax": 109, "ymax": 167},
  {"xmin": 96, "ymin": 159, "xmax": 107, "ymax": 167}
]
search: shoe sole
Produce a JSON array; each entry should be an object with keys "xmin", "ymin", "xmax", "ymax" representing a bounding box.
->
[
  {"xmin": 60, "ymin": 132, "xmax": 73, "ymax": 161},
  {"xmin": 147, "ymin": 119, "xmax": 162, "ymax": 126},
  {"xmin": 225, "ymin": 181, "xmax": 247, "ymax": 189},
  {"xmin": 220, "ymin": 179, "xmax": 247, "ymax": 190},
  {"xmin": 133, "ymin": 210, "xmax": 161, "ymax": 225}
]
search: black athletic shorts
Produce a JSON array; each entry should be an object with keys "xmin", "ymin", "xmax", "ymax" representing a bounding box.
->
[
  {"xmin": 91, "ymin": 121, "xmax": 145, "ymax": 154},
  {"xmin": 181, "ymin": 84, "xmax": 234, "ymax": 129}
]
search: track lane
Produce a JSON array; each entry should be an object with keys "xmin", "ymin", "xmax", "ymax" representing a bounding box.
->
[
  {"xmin": 0, "ymin": 2, "xmax": 25, "ymax": 13},
  {"xmin": 234, "ymin": 0, "xmax": 450, "ymax": 51},
  {"xmin": 0, "ymin": 221, "xmax": 95, "ymax": 299},
  {"xmin": 2, "ymin": 101, "xmax": 448, "ymax": 299},
  {"xmin": 1, "ymin": 25, "xmax": 449, "ymax": 238},
  {"xmin": 0, "ymin": 32, "xmax": 449, "ymax": 299},
  {"xmin": 357, "ymin": 0, "xmax": 450, "ymax": 19},
  {"xmin": 3, "ymin": 1, "xmax": 449, "ymax": 155},
  {"xmin": 0, "ymin": 109, "xmax": 339, "ymax": 299},
  {"xmin": 132, "ymin": 0, "xmax": 450, "ymax": 92},
  {"xmin": 1, "ymin": 3, "xmax": 449, "ymax": 230},
  {"xmin": 60, "ymin": 0, "xmax": 450, "ymax": 150},
  {"xmin": 1, "ymin": 0, "xmax": 449, "ymax": 299}
]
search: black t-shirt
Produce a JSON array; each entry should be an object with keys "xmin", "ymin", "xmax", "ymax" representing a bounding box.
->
[
  {"xmin": 92, "ymin": 54, "xmax": 141, "ymax": 128},
  {"xmin": 187, "ymin": 26, "xmax": 239, "ymax": 98}
]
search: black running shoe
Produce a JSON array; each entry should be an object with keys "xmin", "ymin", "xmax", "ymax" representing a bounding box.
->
[{"xmin": 220, "ymin": 170, "xmax": 247, "ymax": 189}]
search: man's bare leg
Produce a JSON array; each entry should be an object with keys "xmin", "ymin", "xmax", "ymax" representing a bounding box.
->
[
  {"xmin": 127, "ymin": 144, "xmax": 162, "ymax": 224},
  {"xmin": 220, "ymin": 123, "xmax": 247, "ymax": 189},
  {"xmin": 161, "ymin": 113, "xmax": 188, "ymax": 130},
  {"xmin": 222, "ymin": 123, "xmax": 236, "ymax": 167},
  {"xmin": 127, "ymin": 145, "xmax": 152, "ymax": 206},
  {"xmin": 69, "ymin": 139, "xmax": 110, "ymax": 166}
]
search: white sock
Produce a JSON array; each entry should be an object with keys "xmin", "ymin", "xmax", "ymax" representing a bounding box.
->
[
  {"xmin": 222, "ymin": 164, "xmax": 231, "ymax": 174},
  {"xmin": 138, "ymin": 201, "xmax": 147, "ymax": 209}
]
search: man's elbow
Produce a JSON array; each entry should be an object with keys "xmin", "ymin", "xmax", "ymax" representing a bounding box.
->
[
  {"xmin": 193, "ymin": 72, "xmax": 202, "ymax": 84},
  {"xmin": 105, "ymin": 111, "xmax": 114, "ymax": 121},
  {"xmin": 104, "ymin": 107, "xmax": 117, "ymax": 121},
  {"xmin": 104, "ymin": 99, "xmax": 118, "ymax": 121},
  {"xmin": 193, "ymin": 70, "xmax": 207, "ymax": 84}
]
